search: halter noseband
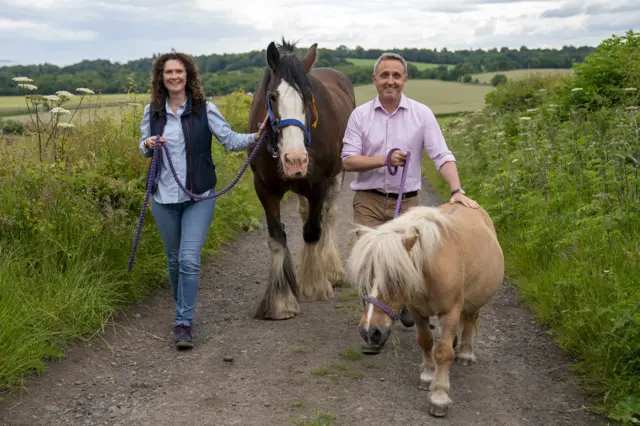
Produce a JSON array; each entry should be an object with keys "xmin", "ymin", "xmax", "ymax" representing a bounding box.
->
[
  {"xmin": 363, "ymin": 295, "xmax": 400, "ymax": 322},
  {"xmin": 264, "ymin": 92, "xmax": 317, "ymax": 158}
]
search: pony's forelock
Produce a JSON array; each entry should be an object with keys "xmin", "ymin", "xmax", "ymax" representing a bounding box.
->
[{"xmin": 346, "ymin": 206, "xmax": 453, "ymax": 304}]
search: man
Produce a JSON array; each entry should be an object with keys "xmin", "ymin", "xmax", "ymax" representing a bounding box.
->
[{"xmin": 341, "ymin": 52, "xmax": 479, "ymax": 347}]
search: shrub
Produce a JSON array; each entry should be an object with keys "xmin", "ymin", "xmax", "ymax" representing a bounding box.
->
[{"xmin": 490, "ymin": 73, "xmax": 507, "ymax": 87}]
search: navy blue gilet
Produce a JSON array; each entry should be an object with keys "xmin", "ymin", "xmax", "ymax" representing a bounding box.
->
[{"xmin": 148, "ymin": 95, "xmax": 216, "ymax": 198}]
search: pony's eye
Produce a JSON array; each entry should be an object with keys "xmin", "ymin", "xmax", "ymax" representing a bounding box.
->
[{"xmin": 269, "ymin": 93, "xmax": 277, "ymax": 103}]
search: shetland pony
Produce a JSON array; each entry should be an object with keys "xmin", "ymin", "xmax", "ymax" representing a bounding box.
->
[{"xmin": 346, "ymin": 204, "xmax": 504, "ymax": 417}]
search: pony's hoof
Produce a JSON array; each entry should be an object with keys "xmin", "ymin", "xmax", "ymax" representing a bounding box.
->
[
  {"xmin": 428, "ymin": 402, "xmax": 449, "ymax": 417},
  {"xmin": 428, "ymin": 391, "xmax": 452, "ymax": 417},
  {"xmin": 455, "ymin": 353, "xmax": 477, "ymax": 366}
]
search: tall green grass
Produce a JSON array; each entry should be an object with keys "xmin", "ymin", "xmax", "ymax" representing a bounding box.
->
[
  {"xmin": 424, "ymin": 31, "xmax": 640, "ymax": 423},
  {"xmin": 0, "ymin": 85, "xmax": 264, "ymax": 393}
]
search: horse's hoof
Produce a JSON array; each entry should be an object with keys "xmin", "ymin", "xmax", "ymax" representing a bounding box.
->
[
  {"xmin": 360, "ymin": 343, "xmax": 382, "ymax": 355},
  {"xmin": 428, "ymin": 402, "xmax": 449, "ymax": 417}
]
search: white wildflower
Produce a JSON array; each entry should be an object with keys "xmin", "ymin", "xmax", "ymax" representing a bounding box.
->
[
  {"xmin": 571, "ymin": 87, "xmax": 583, "ymax": 92},
  {"xmin": 537, "ymin": 89, "xmax": 547, "ymax": 93},
  {"xmin": 76, "ymin": 87, "xmax": 95, "ymax": 95},
  {"xmin": 43, "ymin": 95, "xmax": 61, "ymax": 102},
  {"xmin": 622, "ymin": 87, "xmax": 637, "ymax": 92},
  {"xmin": 527, "ymin": 108, "xmax": 538, "ymax": 113},
  {"xmin": 512, "ymin": 159, "xmax": 519, "ymax": 163},
  {"xmin": 520, "ymin": 117, "xmax": 532, "ymax": 121},
  {"xmin": 18, "ymin": 83, "xmax": 37, "ymax": 91},
  {"xmin": 56, "ymin": 90, "xmax": 74, "ymax": 98},
  {"xmin": 497, "ymin": 131, "xmax": 505, "ymax": 137},
  {"xmin": 12, "ymin": 76, "xmax": 33, "ymax": 83},
  {"xmin": 50, "ymin": 107, "xmax": 71, "ymax": 115},
  {"xmin": 57, "ymin": 122, "xmax": 75, "ymax": 129}
]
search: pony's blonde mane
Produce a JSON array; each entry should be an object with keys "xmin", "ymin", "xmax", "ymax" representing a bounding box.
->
[{"xmin": 346, "ymin": 206, "xmax": 454, "ymax": 304}]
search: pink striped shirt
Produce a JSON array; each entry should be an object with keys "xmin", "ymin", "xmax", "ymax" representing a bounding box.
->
[{"xmin": 341, "ymin": 94, "xmax": 456, "ymax": 193}]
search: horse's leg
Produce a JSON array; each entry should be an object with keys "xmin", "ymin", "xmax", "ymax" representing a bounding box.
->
[
  {"xmin": 413, "ymin": 311, "xmax": 436, "ymax": 391},
  {"xmin": 297, "ymin": 186, "xmax": 333, "ymax": 301},
  {"xmin": 428, "ymin": 305, "xmax": 462, "ymax": 417},
  {"xmin": 254, "ymin": 177, "xmax": 299, "ymax": 320},
  {"xmin": 319, "ymin": 173, "xmax": 344, "ymax": 286},
  {"xmin": 455, "ymin": 309, "xmax": 479, "ymax": 366}
]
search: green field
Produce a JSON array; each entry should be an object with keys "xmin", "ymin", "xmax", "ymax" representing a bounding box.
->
[
  {"xmin": 354, "ymin": 79, "xmax": 495, "ymax": 114},
  {"xmin": 0, "ymin": 93, "xmax": 143, "ymax": 111},
  {"xmin": 471, "ymin": 68, "xmax": 574, "ymax": 84},
  {"xmin": 346, "ymin": 57, "xmax": 450, "ymax": 70}
]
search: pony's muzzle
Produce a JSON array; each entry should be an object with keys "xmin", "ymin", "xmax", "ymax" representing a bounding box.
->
[{"xmin": 359, "ymin": 324, "xmax": 391, "ymax": 348}]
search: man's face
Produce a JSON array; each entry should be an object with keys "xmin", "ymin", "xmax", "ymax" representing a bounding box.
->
[{"xmin": 372, "ymin": 59, "xmax": 407, "ymax": 104}]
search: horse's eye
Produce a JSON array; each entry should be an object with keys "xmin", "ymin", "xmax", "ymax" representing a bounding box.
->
[{"xmin": 269, "ymin": 93, "xmax": 277, "ymax": 103}]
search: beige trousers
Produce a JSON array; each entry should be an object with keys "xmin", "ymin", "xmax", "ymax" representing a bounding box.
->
[{"xmin": 352, "ymin": 190, "xmax": 420, "ymax": 228}]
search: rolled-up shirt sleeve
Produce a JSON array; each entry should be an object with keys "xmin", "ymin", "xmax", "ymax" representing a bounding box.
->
[
  {"xmin": 207, "ymin": 101, "xmax": 255, "ymax": 152},
  {"xmin": 341, "ymin": 110, "xmax": 363, "ymax": 161},
  {"xmin": 422, "ymin": 107, "xmax": 455, "ymax": 170},
  {"xmin": 139, "ymin": 104, "xmax": 153, "ymax": 158}
]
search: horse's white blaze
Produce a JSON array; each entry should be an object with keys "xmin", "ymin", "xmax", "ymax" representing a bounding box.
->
[{"xmin": 276, "ymin": 79, "xmax": 307, "ymax": 154}]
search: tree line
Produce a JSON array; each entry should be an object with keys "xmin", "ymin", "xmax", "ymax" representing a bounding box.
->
[{"xmin": 0, "ymin": 44, "xmax": 596, "ymax": 97}]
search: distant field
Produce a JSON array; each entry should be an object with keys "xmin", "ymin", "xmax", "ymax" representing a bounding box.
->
[
  {"xmin": 6, "ymin": 104, "xmax": 142, "ymax": 125},
  {"xmin": 472, "ymin": 68, "xmax": 574, "ymax": 84},
  {"xmin": 0, "ymin": 93, "xmax": 145, "ymax": 111},
  {"xmin": 346, "ymin": 58, "xmax": 451, "ymax": 71},
  {"xmin": 354, "ymin": 80, "xmax": 495, "ymax": 114}
]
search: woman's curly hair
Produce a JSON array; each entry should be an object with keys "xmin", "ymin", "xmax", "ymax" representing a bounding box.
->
[{"xmin": 149, "ymin": 51, "xmax": 206, "ymax": 117}]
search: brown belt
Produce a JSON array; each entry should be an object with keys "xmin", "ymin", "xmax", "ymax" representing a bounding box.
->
[{"xmin": 362, "ymin": 189, "xmax": 418, "ymax": 200}]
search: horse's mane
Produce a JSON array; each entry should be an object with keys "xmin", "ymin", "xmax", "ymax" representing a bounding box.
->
[
  {"xmin": 258, "ymin": 38, "xmax": 314, "ymax": 106},
  {"xmin": 346, "ymin": 206, "xmax": 454, "ymax": 304}
]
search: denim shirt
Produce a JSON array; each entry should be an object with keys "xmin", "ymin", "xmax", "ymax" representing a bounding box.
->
[{"xmin": 139, "ymin": 99, "xmax": 256, "ymax": 204}]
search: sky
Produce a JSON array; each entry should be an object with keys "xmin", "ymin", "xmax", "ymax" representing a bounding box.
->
[{"xmin": 1, "ymin": 0, "xmax": 639, "ymax": 66}]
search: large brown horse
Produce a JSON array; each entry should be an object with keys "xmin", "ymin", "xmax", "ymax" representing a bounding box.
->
[{"xmin": 247, "ymin": 39, "xmax": 356, "ymax": 320}]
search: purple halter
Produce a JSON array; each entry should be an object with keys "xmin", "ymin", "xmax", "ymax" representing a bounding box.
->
[{"xmin": 362, "ymin": 296, "xmax": 400, "ymax": 322}]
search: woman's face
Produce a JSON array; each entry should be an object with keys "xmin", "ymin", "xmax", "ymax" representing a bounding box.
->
[{"xmin": 163, "ymin": 59, "xmax": 187, "ymax": 95}]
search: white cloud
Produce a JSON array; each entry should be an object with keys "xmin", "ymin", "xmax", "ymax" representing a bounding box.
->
[{"xmin": 0, "ymin": 0, "xmax": 638, "ymax": 66}]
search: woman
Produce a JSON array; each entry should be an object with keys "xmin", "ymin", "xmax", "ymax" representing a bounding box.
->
[{"xmin": 138, "ymin": 51, "xmax": 266, "ymax": 349}]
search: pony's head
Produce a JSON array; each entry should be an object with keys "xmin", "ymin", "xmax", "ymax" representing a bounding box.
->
[
  {"xmin": 346, "ymin": 223, "xmax": 423, "ymax": 350},
  {"xmin": 346, "ymin": 206, "xmax": 448, "ymax": 350},
  {"xmin": 264, "ymin": 39, "xmax": 317, "ymax": 179}
]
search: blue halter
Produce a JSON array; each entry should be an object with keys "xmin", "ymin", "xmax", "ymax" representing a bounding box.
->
[{"xmin": 266, "ymin": 92, "xmax": 312, "ymax": 148}]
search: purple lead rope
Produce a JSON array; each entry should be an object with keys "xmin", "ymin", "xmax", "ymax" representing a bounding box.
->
[
  {"xmin": 361, "ymin": 148, "xmax": 412, "ymax": 320},
  {"xmin": 127, "ymin": 131, "xmax": 267, "ymax": 272},
  {"xmin": 385, "ymin": 148, "xmax": 411, "ymax": 219}
]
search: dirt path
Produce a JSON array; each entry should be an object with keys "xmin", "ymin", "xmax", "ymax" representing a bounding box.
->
[{"xmin": 0, "ymin": 173, "xmax": 603, "ymax": 426}]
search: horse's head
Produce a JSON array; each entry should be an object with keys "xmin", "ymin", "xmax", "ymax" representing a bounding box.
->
[
  {"xmin": 347, "ymin": 225, "xmax": 421, "ymax": 351},
  {"xmin": 264, "ymin": 39, "xmax": 317, "ymax": 179}
]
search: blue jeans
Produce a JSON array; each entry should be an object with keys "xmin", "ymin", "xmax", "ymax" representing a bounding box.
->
[{"xmin": 151, "ymin": 196, "xmax": 216, "ymax": 326}]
